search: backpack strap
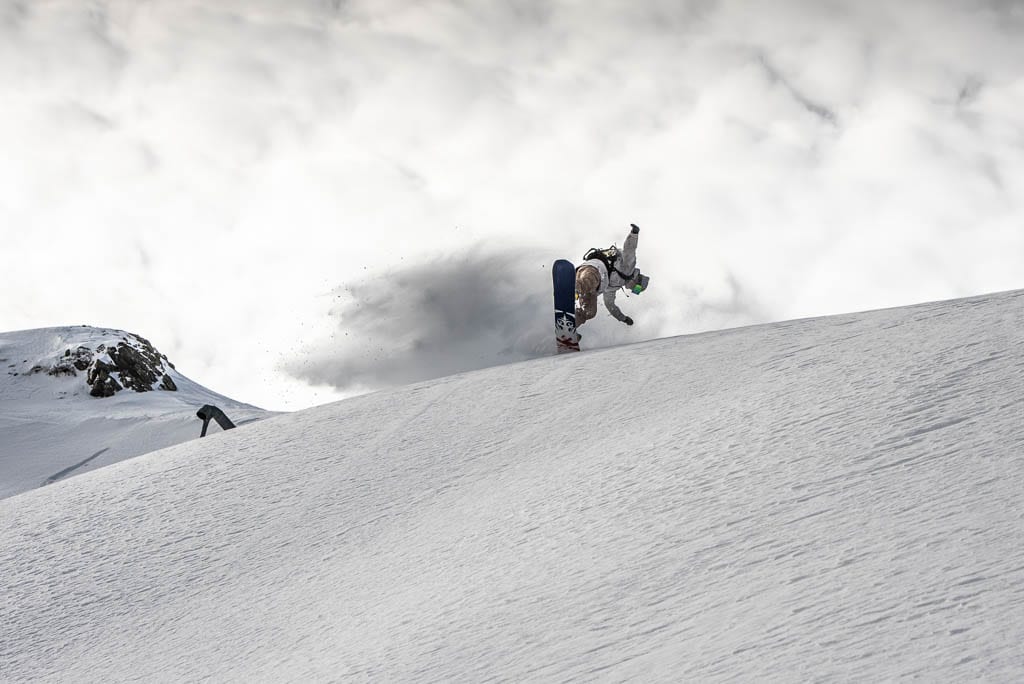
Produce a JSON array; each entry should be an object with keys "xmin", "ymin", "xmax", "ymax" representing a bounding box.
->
[{"xmin": 584, "ymin": 246, "xmax": 633, "ymax": 281}]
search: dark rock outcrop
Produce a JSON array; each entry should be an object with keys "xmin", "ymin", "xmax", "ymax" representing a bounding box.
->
[
  {"xmin": 46, "ymin": 346, "xmax": 94, "ymax": 377},
  {"xmin": 107, "ymin": 341, "xmax": 163, "ymax": 392},
  {"xmin": 88, "ymin": 361, "xmax": 123, "ymax": 398},
  {"xmin": 37, "ymin": 332, "xmax": 180, "ymax": 398},
  {"xmin": 72, "ymin": 346, "xmax": 93, "ymax": 371}
]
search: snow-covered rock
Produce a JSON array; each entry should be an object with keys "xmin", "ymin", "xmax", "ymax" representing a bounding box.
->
[
  {"xmin": 19, "ymin": 329, "xmax": 178, "ymax": 397},
  {"xmin": 0, "ymin": 326, "xmax": 271, "ymax": 499},
  {"xmin": 2, "ymin": 292, "xmax": 1024, "ymax": 680}
]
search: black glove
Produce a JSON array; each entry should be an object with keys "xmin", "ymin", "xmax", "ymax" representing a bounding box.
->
[
  {"xmin": 630, "ymin": 224, "xmax": 640, "ymax": 234},
  {"xmin": 623, "ymin": 316, "xmax": 634, "ymax": 326}
]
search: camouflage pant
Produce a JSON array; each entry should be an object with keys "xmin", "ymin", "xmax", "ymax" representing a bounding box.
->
[{"xmin": 575, "ymin": 265, "xmax": 600, "ymax": 325}]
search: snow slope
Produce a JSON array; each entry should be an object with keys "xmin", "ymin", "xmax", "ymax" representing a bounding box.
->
[
  {"xmin": 0, "ymin": 327, "xmax": 270, "ymax": 499},
  {"xmin": 3, "ymin": 291, "xmax": 1024, "ymax": 681}
]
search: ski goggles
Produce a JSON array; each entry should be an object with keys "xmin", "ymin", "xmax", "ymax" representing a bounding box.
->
[{"xmin": 631, "ymin": 274, "xmax": 650, "ymax": 295}]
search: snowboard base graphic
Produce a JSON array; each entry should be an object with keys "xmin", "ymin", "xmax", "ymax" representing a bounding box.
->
[{"xmin": 552, "ymin": 259, "xmax": 580, "ymax": 353}]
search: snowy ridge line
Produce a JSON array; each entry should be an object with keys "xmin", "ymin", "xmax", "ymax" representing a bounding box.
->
[
  {"xmin": 2, "ymin": 289, "xmax": 1024, "ymax": 680},
  {"xmin": 0, "ymin": 325, "xmax": 272, "ymax": 499}
]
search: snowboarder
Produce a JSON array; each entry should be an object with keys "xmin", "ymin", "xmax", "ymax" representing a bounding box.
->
[{"xmin": 575, "ymin": 224, "xmax": 649, "ymax": 328}]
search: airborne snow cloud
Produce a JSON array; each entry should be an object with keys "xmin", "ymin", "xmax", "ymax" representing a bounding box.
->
[
  {"xmin": 286, "ymin": 247, "xmax": 554, "ymax": 392},
  {"xmin": 2, "ymin": 0, "xmax": 1023, "ymax": 408},
  {"xmin": 286, "ymin": 242, "xmax": 769, "ymax": 393}
]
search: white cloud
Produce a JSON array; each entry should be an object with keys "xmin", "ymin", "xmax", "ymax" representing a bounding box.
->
[{"xmin": 2, "ymin": 0, "xmax": 1023, "ymax": 409}]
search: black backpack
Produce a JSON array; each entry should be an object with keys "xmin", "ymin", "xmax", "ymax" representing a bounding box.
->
[{"xmin": 583, "ymin": 246, "xmax": 633, "ymax": 280}]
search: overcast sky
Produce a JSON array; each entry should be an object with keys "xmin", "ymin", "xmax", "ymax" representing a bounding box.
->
[{"xmin": 3, "ymin": 0, "xmax": 1023, "ymax": 411}]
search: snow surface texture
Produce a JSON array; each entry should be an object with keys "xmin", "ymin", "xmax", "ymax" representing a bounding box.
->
[
  {"xmin": 3, "ymin": 292, "xmax": 1024, "ymax": 680},
  {"xmin": 0, "ymin": 327, "xmax": 270, "ymax": 499}
]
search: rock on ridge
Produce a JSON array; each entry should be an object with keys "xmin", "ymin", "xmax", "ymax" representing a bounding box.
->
[{"xmin": 31, "ymin": 332, "xmax": 179, "ymax": 398}]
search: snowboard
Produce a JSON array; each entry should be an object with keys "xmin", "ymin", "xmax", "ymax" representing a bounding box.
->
[{"xmin": 552, "ymin": 259, "xmax": 580, "ymax": 353}]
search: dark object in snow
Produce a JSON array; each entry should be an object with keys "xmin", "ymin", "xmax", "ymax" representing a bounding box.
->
[
  {"xmin": 106, "ymin": 338, "xmax": 167, "ymax": 392},
  {"xmin": 88, "ymin": 361, "xmax": 123, "ymax": 397},
  {"xmin": 197, "ymin": 404, "xmax": 236, "ymax": 437},
  {"xmin": 82, "ymin": 335, "xmax": 176, "ymax": 397},
  {"xmin": 31, "ymin": 333, "xmax": 178, "ymax": 397}
]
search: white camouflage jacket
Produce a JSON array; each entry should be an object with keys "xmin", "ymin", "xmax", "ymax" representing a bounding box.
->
[{"xmin": 579, "ymin": 228, "xmax": 640, "ymax": 323}]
